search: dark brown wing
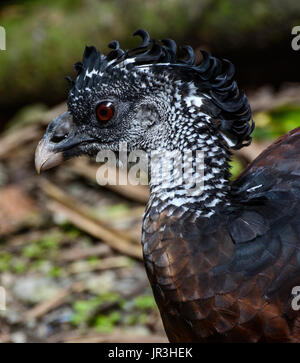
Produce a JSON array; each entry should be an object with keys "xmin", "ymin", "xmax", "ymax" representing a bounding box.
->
[
  {"xmin": 225, "ymin": 126, "xmax": 300, "ymax": 341},
  {"xmin": 143, "ymin": 127, "xmax": 300, "ymax": 342}
]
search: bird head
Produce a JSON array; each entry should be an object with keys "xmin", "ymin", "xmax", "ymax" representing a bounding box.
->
[{"xmin": 35, "ymin": 29, "xmax": 254, "ymax": 174}]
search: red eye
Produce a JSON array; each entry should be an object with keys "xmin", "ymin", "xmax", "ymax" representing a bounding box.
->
[{"xmin": 96, "ymin": 102, "xmax": 115, "ymax": 122}]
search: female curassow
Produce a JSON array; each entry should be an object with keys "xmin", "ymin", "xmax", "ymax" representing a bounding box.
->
[{"xmin": 35, "ymin": 30, "xmax": 300, "ymax": 342}]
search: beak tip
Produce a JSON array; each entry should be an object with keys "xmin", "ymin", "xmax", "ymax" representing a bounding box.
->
[
  {"xmin": 35, "ymin": 139, "xmax": 64, "ymax": 174},
  {"xmin": 35, "ymin": 140, "xmax": 44, "ymax": 174},
  {"xmin": 35, "ymin": 164, "xmax": 41, "ymax": 175}
]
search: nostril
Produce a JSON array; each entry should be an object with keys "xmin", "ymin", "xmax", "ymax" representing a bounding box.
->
[
  {"xmin": 50, "ymin": 132, "xmax": 68, "ymax": 144},
  {"xmin": 48, "ymin": 112, "xmax": 73, "ymax": 144}
]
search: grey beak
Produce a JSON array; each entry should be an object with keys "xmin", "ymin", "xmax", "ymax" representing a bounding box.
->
[
  {"xmin": 35, "ymin": 139, "xmax": 64, "ymax": 174},
  {"xmin": 35, "ymin": 111, "xmax": 73, "ymax": 174},
  {"xmin": 35, "ymin": 111, "xmax": 96, "ymax": 174}
]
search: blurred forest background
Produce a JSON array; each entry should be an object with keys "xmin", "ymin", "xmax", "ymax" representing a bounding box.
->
[{"xmin": 0, "ymin": 0, "xmax": 300, "ymax": 343}]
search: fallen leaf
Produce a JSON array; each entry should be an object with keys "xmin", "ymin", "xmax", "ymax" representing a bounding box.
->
[{"xmin": 0, "ymin": 186, "xmax": 38, "ymax": 236}]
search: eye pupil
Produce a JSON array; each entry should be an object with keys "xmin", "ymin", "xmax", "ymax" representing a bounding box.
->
[{"xmin": 96, "ymin": 102, "xmax": 114, "ymax": 122}]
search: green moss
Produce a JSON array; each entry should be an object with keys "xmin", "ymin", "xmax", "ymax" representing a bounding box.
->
[
  {"xmin": 229, "ymin": 157, "xmax": 244, "ymax": 180},
  {"xmin": 98, "ymin": 203, "xmax": 130, "ymax": 219},
  {"xmin": 22, "ymin": 231, "xmax": 62, "ymax": 259},
  {"xmin": 71, "ymin": 292, "xmax": 120, "ymax": 326},
  {"xmin": 12, "ymin": 259, "xmax": 26, "ymax": 274},
  {"xmin": 270, "ymin": 107, "xmax": 300, "ymax": 133},
  {"xmin": 137, "ymin": 313, "xmax": 149, "ymax": 325},
  {"xmin": 0, "ymin": 252, "xmax": 12, "ymax": 272},
  {"xmin": 133, "ymin": 294, "xmax": 156, "ymax": 311},
  {"xmin": 253, "ymin": 106, "xmax": 300, "ymax": 141},
  {"xmin": 87, "ymin": 256, "xmax": 100, "ymax": 267},
  {"xmin": 124, "ymin": 313, "xmax": 137, "ymax": 326},
  {"xmin": 22, "ymin": 243, "xmax": 44, "ymax": 259},
  {"xmin": 48, "ymin": 265, "xmax": 62, "ymax": 278},
  {"xmin": 94, "ymin": 311, "xmax": 121, "ymax": 333},
  {"xmin": 60, "ymin": 223, "xmax": 81, "ymax": 238},
  {"xmin": 28, "ymin": 259, "xmax": 47, "ymax": 272}
]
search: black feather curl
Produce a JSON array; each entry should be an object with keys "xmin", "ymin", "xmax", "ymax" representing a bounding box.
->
[
  {"xmin": 64, "ymin": 76, "xmax": 74, "ymax": 87},
  {"xmin": 71, "ymin": 29, "xmax": 254, "ymax": 149}
]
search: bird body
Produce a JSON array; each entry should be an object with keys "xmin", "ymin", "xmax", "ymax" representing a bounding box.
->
[
  {"xmin": 35, "ymin": 30, "xmax": 300, "ymax": 342},
  {"xmin": 143, "ymin": 127, "xmax": 300, "ymax": 342}
]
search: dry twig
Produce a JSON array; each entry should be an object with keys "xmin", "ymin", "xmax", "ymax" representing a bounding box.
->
[
  {"xmin": 58, "ymin": 243, "xmax": 111, "ymax": 262},
  {"xmin": 40, "ymin": 180, "xmax": 143, "ymax": 260},
  {"xmin": 67, "ymin": 256, "xmax": 132, "ymax": 274},
  {"xmin": 67, "ymin": 159, "xmax": 149, "ymax": 204},
  {"xmin": 25, "ymin": 281, "xmax": 84, "ymax": 321}
]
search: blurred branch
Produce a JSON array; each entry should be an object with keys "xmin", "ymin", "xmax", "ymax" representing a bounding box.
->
[
  {"xmin": 0, "ymin": 125, "xmax": 41, "ymax": 159},
  {"xmin": 25, "ymin": 281, "xmax": 84, "ymax": 321},
  {"xmin": 40, "ymin": 179, "xmax": 143, "ymax": 260},
  {"xmin": 56, "ymin": 332, "xmax": 168, "ymax": 343},
  {"xmin": 234, "ymin": 84, "xmax": 300, "ymax": 165},
  {"xmin": 233, "ymin": 141, "xmax": 270, "ymax": 165},
  {"xmin": 67, "ymin": 256, "xmax": 132, "ymax": 275},
  {"xmin": 249, "ymin": 84, "xmax": 300, "ymax": 113},
  {"xmin": 58, "ymin": 243, "xmax": 111, "ymax": 262},
  {"xmin": 67, "ymin": 159, "xmax": 149, "ymax": 204},
  {"xmin": 0, "ymin": 103, "xmax": 66, "ymax": 159}
]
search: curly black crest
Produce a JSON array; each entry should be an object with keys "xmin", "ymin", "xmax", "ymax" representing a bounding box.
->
[{"xmin": 70, "ymin": 29, "xmax": 254, "ymax": 150}]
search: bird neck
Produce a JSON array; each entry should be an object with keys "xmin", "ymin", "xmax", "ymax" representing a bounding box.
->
[{"xmin": 147, "ymin": 117, "xmax": 232, "ymax": 217}]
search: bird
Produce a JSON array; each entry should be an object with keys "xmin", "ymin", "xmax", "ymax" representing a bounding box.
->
[{"xmin": 35, "ymin": 29, "xmax": 300, "ymax": 342}]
